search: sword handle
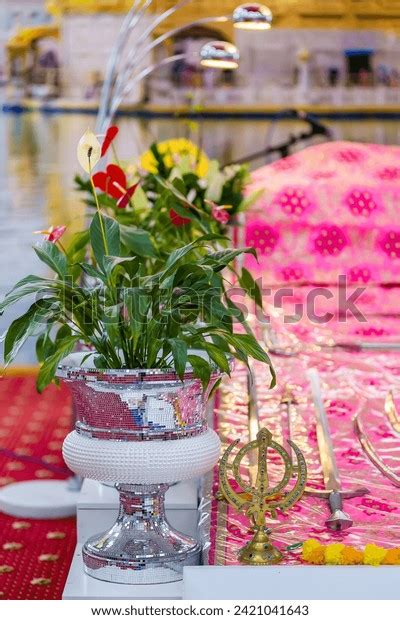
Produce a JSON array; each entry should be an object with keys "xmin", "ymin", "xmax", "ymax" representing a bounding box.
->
[{"xmin": 325, "ymin": 491, "xmax": 353, "ymax": 531}]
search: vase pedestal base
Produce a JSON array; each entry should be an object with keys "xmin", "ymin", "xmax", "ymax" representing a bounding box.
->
[{"xmin": 82, "ymin": 483, "xmax": 201, "ymax": 585}]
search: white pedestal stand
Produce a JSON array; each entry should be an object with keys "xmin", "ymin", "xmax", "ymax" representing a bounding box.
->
[{"xmin": 0, "ymin": 479, "xmax": 79, "ymax": 519}]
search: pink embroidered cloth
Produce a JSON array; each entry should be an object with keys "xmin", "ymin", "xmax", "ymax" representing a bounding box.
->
[
  {"xmin": 244, "ymin": 140, "xmax": 400, "ymax": 287},
  {"xmin": 203, "ymin": 141, "xmax": 400, "ymax": 565}
]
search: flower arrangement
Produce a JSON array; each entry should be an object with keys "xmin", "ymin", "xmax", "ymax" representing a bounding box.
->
[
  {"xmin": 74, "ymin": 128, "xmax": 258, "ymax": 271},
  {"xmin": 0, "ymin": 129, "xmax": 274, "ymax": 393},
  {"xmin": 302, "ymin": 539, "xmax": 400, "ymax": 566}
]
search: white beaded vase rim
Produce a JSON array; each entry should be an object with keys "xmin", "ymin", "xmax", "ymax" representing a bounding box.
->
[{"xmin": 56, "ymin": 364, "xmax": 220, "ymax": 384}]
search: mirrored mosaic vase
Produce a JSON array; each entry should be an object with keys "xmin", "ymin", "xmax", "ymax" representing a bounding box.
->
[{"xmin": 59, "ymin": 362, "xmax": 221, "ymax": 585}]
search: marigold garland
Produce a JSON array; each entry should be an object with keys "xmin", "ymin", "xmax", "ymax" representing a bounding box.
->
[{"xmin": 301, "ymin": 539, "xmax": 400, "ymax": 565}]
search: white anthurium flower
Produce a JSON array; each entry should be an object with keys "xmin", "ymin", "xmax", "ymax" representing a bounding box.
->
[
  {"xmin": 223, "ymin": 164, "xmax": 240, "ymax": 180},
  {"xmin": 187, "ymin": 188, "xmax": 197, "ymax": 203},
  {"xmin": 77, "ymin": 129, "xmax": 101, "ymax": 174}
]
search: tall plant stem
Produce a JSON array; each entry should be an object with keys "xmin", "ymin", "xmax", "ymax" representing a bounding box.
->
[{"xmin": 89, "ymin": 160, "xmax": 109, "ymax": 256}]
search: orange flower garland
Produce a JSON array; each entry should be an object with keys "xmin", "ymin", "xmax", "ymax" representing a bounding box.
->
[{"xmin": 302, "ymin": 539, "xmax": 400, "ymax": 565}]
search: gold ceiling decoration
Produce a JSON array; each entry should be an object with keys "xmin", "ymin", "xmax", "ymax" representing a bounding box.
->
[
  {"xmin": 46, "ymin": 1, "xmax": 400, "ymax": 32},
  {"xmin": 46, "ymin": 1, "xmax": 133, "ymax": 15},
  {"xmin": 6, "ymin": 25, "xmax": 60, "ymax": 57}
]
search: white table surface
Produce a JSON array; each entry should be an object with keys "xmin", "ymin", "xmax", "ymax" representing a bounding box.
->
[{"xmin": 183, "ymin": 565, "xmax": 400, "ymax": 600}]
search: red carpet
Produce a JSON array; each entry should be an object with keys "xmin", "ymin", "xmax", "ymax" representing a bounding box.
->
[{"xmin": 0, "ymin": 375, "xmax": 76, "ymax": 600}]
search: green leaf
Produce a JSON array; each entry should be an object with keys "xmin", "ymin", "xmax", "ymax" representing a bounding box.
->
[
  {"xmin": 150, "ymin": 143, "xmax": 168, "ymax": 176},
  {"xmin": 102, "ymin": 255, "xmax": 139, "ymax": 277},
  {"xmin": 163, "ymin": 234, "xmax": 225, "ymax": 277},
  {"xmin": 226, "ymin": 333, "xmax": 270, "ymax": 363},
  {"xmin": 225, "ymin": 333, "xmax": 276, "ymax": 387},
  {"xmin": 172, "ymin": 264, "xmax": 214, "ymax": 288},
  {"xmin": 36, "ymin": 330, "xmax": 56, "ymax": 363},
  {"xmin": 240, "ymin": 187, "xmax": 265, "ymax": 212},
  {"xmin": 6, "ymin": 274, "xmax": 48, "ymax": 294},
  {"xmin": 208, "ymin": 376, "xmax": 222, "ymax": 400},
  {"xmin": 176, "ymin": 154, "xmax": 192, "ymax": 175},
  {"xmin": 94, "ymin": 354, "xmax": 108, "ymax": 369},
  {"xmin": 0, "ymin": 276, "xmax": 52, "ymax": 314},
  {"xmin": 155, "ymin": 175, "xmax": 195, "ymax": 207},
  {"xmin": 36, "ymin": 336, "xmax": 80, "ymax": 393},
  {"xmin": 4, "ymin": 301, "xmax": 47, "ymax": 365},
  {"xmin": 55, "ymin": 324, "xmax": 72, "ymax": 342},
  {"xmin": 205, "ymin": 247, "xmax": 257, "ymax": 271},
  {"xmin": 239, "ymin": 267, "xmax": 263, "ymax": 308},
  {"xmin": 203, "ymin": 342, "xmax": 231, "ymax": 375},
  {"xmin": 124, "ymin": 288, "xmax": 151, "ymax": 349},
  {"xmin": 210, "ymin": 334, "xmax": 231, "ymax": 353},
  {"xmin": 80, "ymin": 262, "xmax": 107, "ymax": 282},
  {"xmin": 66, "ymin": 230, "xmax": 90, "ymax": 260},
  {"xmin": 168, "ymin": 338, "xmax": 188, "ymax": 380},
  {"xmin": 224, "ymin": 295, "xmax": 246, "ymax": 325},
  {"xmin": 67, "ymin": 231, "xmax": 91, "ymax": 280},
  {"xmin": 34, "ymin": 241, "xmax": 67, "ymax": 279},
  {"xmin": 187, "ymin": 354, "xmax": 212, "ymax": 390},
  {"xmin": 205, "ymin": 167, "xmax": 225, "ymax": 202},
  {"xmin": 90, "ymin": 212, "xmax": 120, "ymax": 268},
  {"xmin": 131, "ymin": 185, "xmax": 150, "ymax": 211},
  {"xmin": 120, "ymin": 226, "xmax": 157, "ymax": 258}
]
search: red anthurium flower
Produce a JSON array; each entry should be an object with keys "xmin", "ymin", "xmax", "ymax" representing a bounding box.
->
[
  {"xmin": 47, "ymin": 225, "xmax": 67, "ymax": 243},
  {"xmin": 212, "ymin": 205, "xmax": 230, "ymax": 225},
  {"xmin": 101, "ymin": 126, "xmax": 119, "ymax": 157},
  {"xmin": 206, "ymin": 200, "xmax": 230, "ymax": 225},
  {"xmin": 169, "ymin": 208, "xmax": 191, "ymax": 227},
  {"xmin": 93, "ymin": 164, "xmax": 127, "ymax": 200},
  {"xmin": 34, "ymin": 225, "xmax": 67, "ymax": 244},
  {"xmin": 117, "ymin": 183, "xmax": 139, "ymax": 209}
]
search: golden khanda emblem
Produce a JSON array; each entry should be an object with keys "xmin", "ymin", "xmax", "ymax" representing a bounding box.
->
[{"xmin": 219, "ymin": 428, "xmax": 307, "ymax": 565}]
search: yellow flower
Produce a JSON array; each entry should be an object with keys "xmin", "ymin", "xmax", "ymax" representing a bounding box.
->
[
  {"xmin": 364, "ymin": 544, "xmax": 387, "ymax": 566},
  {"xmin": 325, "ymin": 543, "xmax": 346, "ymax": 565},
  {"xmin": 77, "ymin": 129, "xmax": 101, "ymax": 174},
  {"xmin": 302, "ymin": 539, "xmax": 325, "ymax": 565},
  {"xmin": 140, "ymin": 138, "xmax": 209, "ymax": 177},
  {"xmin": 384, "ymin": 549, "xmax": 400, "ymax": 565},
  {"xmin": 341, "ymin": 546, "xmax": 363, "ymax": 565},
  {"xmin": 302, "ymin": 539, "xmax": 400, "ymax": 566}
]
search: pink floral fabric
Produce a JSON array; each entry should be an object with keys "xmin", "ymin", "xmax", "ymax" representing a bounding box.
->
[
  {"xmin": 244, "ymin": 141, "xmax": 400, "ymax": 285},
  {"xmin": 203, "ymin": 142, "xmax": 400, "ymax": 566}
]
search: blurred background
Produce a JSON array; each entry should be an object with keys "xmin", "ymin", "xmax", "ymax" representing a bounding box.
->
[{"xmin": 2, "ymin": 0, "xmax": 400, "ymax": 364}]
